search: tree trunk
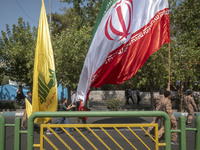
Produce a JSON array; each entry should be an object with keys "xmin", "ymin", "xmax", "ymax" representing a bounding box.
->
[
  {"xmin": 179, "ymin": 84, "xmax": 184, "ymax": 112},
  {"xmin": 67, "ymin": 86, "xmax": 71, "ymax": 105},
  {"xmin": 150, "ymin": 81, "xmax": 155, "ymax": 110}
]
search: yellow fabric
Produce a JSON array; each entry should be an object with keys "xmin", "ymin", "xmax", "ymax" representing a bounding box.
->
[
  {"xmin": 25, "ymin": 98, "xmax": 32, "ymax": 118},
  {"xmin": 32, "ymin": 0, "xmax": 57, "ymax": 124}
]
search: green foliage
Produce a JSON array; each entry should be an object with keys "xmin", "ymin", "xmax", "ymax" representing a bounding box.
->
[
  {"xmin": 0, "ymin": 18, "xmax": 37, "ymax": 86},
  {"xmin": 0, "ymin": 101, "xmax": 21, "ymax": 110},
  {"xmin": 51, "ymin": 8, "xmax": 82, "ymax": 35},
  {"xmin": 52, "ymin": 25, "xmax": 93, "ymax": 89},
  {"xmin": 0, "ymin": 76, "xmax": 9, "ymax": 85},
  {"xmin": 130, "ymin": 44, "xmax": 169, "ymax": 91},
  {"xmin": 170, "ymin": 0, "xmax": 200, "ymax": 90},
  {"xmin": 105, "ymin": 99, "xmax": 122, "ymax": 111},
  {"xmin": 52, "ymin": 0, "xmax": 102, "ymax": 35},
  {"xmin": 0, "ymin": 0, "xmax": 199, "ymax": 95}
]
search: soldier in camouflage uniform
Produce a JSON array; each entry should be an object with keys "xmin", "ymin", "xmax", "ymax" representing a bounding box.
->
[
  {"xmin": 146, "ymin": 90, "xmax": 164, "ymax": 134},
  {"xmin": 184, "ymin": 89, "xmax": 198, "ymax": 124},
  {"xmin": 155, "ymin": 89, "xmax": 165, "ymax": 109},
  {"xmin": 157, "ymin": 90, "xmax": 177, "ymax": 144}
]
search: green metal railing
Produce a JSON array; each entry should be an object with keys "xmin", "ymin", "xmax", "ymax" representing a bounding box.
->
[
  {"xmin": 27, "ymin": 111, "xmax": 171, "ymax": 150},
  {"xmin": 0, "ymin": 115, "xmax": 28, "ymax": 150},
  {"xmin": 13, "ymin": 118, "xmax": 27, "ymax": 150},
  {"xmin": 1, "ymin": 111, "xmax": 199, "ymax": 150},
  {"xmin": 0, "ymin": 114, "xmax": 5, "ymax": 150},
  {"xmin": 196, "ymin": 116, "xmax": 200, "ymax": 150},
  {"xmin": 171, "ymin": 115, "xmax": 200, "ymax": 150}
]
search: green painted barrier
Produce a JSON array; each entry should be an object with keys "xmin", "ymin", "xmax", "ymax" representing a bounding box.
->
[
  {"xmin": 14, "ymin": 118, "xmax": 21, "ymax": 150},
  {"xmin": 196, "ymin": 116, "xmax": 200, "ymax": 150},
  {"xmin": 171, "ymin": 115, "xmax": 200, "ymax": 150},
  {"xmin": 27, "ymin": 111, "xmax": 171, "ymax": 150},
  {"xmin": 179, "ymin": 117, "xmax": 186, "ymax": 150},
  {"xmin": 0, "ymin": 114, "xmax": 5, "ymax": 150},
  {"xmin": 2, "ymin": 117, "xmax": 27, "ymax": 150}
]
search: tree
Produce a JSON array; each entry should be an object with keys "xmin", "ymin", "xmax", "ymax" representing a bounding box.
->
[
  {"xmin": 51, "ymin": 8, "xmax": 82, "ymax": 35},
  {"xmin": 51, "ymin": 0, "xmax": 102, "ymax": 35},
  {"xmin": 169, "ymin": 0, "xmax": 200, "ymax": 111},
  {"xmin": 0, "ymin": 18, "xmax": 37, "ymax": 86},
  {"xmin": 52, "ymin": 24, "xmax": 93, "ymax": 92}
]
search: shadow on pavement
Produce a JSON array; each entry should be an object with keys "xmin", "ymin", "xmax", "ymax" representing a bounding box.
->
[{"xmin": 92, "ymin": 117, "xmax": 147, "ymax": 124}]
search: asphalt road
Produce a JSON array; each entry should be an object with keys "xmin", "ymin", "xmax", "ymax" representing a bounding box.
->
[{"xmin": 3, "ymin": 115, "xmax": 197, "ymax": 150}]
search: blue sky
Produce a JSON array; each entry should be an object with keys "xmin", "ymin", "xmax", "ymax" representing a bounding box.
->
[{"xmin": 0, "ymin": 0, "xmax": 72, "ymax": 32}]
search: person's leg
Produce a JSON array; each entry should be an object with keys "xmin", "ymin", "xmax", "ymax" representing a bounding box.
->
[
  {"xmin": 131, "ymin": 96, "xmax": 135, "ymax": 105},
  {"xmin": 171, "ymin": 119, "xmax": 178, "ymax": 142},
  {"xmin": 55, "ymin": 117, "xmax": 64, "ymax": 132},
  {"xmin": 82, "ymin": 118, "xmax": 87, "ymax": 124},
  {"xmin": 21, "ymin": 109, "xmax": 27, "ymax": 128},
  {"xmin": 46, "ymin": 120, "xmax": 52, "ymax": 134},
  {"xmin": 158, "ymin": 125, "xmax": 164, "ymax": 139},
  {"xmin": 157, "ymin": 118, "xmax": 165, "ymax": 139},
  {"xmin": 187, "ymin": 114, "xmax": 193, "ymax": 124},
  {"xmin": 187, "ymin": 108, "xmax": 194, "ymax": 124},
  {"xmin": 137, "ymin": 96, "xmax": 141, "ymax": 105},
  {"xmin": 147, "ymin": 117, "xmax": 157, "ymax": 133},
  {"xmin": 64, "ymin": 118, "xmax": 70, "ymax": 132},
  {"xmin": 125, "ymin": 97, "xmax": 130, "ymax": 104}
]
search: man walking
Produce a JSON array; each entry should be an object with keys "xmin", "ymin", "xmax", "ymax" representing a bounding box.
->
[
  {"xmin": 146, "ymin": 89, "xmax": 164, "ymax": 134},
  {"xmin": 157, "ymin": 90, "xmax": 178, "ymax": 145},
  {"xmin": 184, "ymin": 89, "xmax": 198, "ymax": 124},
  {"xmin": 55, "ymin": 98, "xmax": 75, "ymax": 133},
  {"xmin": 125, "ymin": 86, "xmax": 135, "ymax": 105}
]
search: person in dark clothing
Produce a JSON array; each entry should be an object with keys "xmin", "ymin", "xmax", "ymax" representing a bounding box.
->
[
  {"xmin": 27, "ymin": 91, "xmax": 32, "ymax": 104},
  {"xmin": 136, "ymin": 89, "xmax": 141, "ymax": 105},
  {"xmin": 16, "ymin": 85, "xmax": 25, "ymax": 105},
  {"xmin": 55, "ymin": 98, "xmax": 75, "ymax": 133},
  {"xmin": 125, "ymin": 87, "xmax": 135, "ymax": 105}
]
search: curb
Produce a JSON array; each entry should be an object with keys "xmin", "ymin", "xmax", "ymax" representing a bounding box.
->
[
  {"xmin": 1, "ymin": 111, "xmax": 200, "ymax": 117},
  {"xmin": 0, "ymin": 112, "xmax": 24, "ymax": 116},
  {"xmin": 173, "ymin": 112, "xmax": 200, "ymax": 117}
]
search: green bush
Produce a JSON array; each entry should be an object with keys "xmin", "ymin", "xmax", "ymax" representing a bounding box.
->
[
  {"xmin": 0, "ymin": 101, "xmax": 21, "ymax": 110},
  {"xmin": 105, "ymin": 99, "xmax": 122, "ymax": 111},
  {"xmin": 0, "ymin": 101, "xmax": 3, "ymax": 109},
  {"xmin": 13, "ymin": 101, "xmax": 21, "ymax": 109}
]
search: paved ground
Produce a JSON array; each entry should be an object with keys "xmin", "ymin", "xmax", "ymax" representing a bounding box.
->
[
  {"xmin": 4, "ymin": 115, "xmax": 197, "ymax": 150},
  {"xmin": 1, "ymin": 100, "xmax": 199, "ymax": 150}
]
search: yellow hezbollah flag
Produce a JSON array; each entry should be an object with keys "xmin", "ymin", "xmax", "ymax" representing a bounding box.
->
[
  {"xmin": 25, "ymin": 98, "xmax": 32, "ymax": 118},
  {"xmin": 32, "ymin": 0, "xmax": 57, "ymax": 124}
]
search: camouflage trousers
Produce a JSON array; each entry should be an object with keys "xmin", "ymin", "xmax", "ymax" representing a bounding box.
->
[
  {"xmin": 147, "ymin": 117, "xmax": 162, "ymax": 133},
  {"xmin": 158, "ymin": 116, "xmax": 177, "ymax": 142},
  {"xmin": 185, "ymin": 105, "xmax": 195, "ymax": 123},
  {"xmin": 21, "ymin": 109, "xmax": 27, "ymax": 128}
]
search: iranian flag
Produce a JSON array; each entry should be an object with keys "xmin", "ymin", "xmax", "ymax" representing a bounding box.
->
[{"xmin": 77, "ymin": 0, "xmax": 170, "ymax": 107}]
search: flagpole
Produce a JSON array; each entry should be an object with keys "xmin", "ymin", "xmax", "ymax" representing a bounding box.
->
[{"xmin": 168, "ymin": 43, "xmax": 170, "ymax": 90}]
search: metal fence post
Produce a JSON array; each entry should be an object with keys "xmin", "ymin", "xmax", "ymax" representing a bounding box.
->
[
  {"xmin": 14, "ymin": 118, "xmax": 21, "ymax": 150},
  {"xmin": 0, "ymin": 114, "xmax": 5, "ymax": 150},
  {"xmin": 164, "ymin": 114, "xmax": 171, "ymax": 150},
  {"xmin": 27, "ymin": 115, "xmax": 35, "ymax": 150},
  {"xmin": 179, "ymin": 117, "xmax": 186, "ymax": 150},
  {"xmin": 196, "ymin": 115, "xmax": 200, "ymax": 150}
]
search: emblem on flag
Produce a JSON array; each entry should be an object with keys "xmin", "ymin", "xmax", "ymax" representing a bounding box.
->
[
  {"xmin": 105, "ymin": 0, "xmax": 133, "ymax": 41},
  {"xmin": 38, "ymin": 68, "xmax": 56, "ymax": 104}
]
